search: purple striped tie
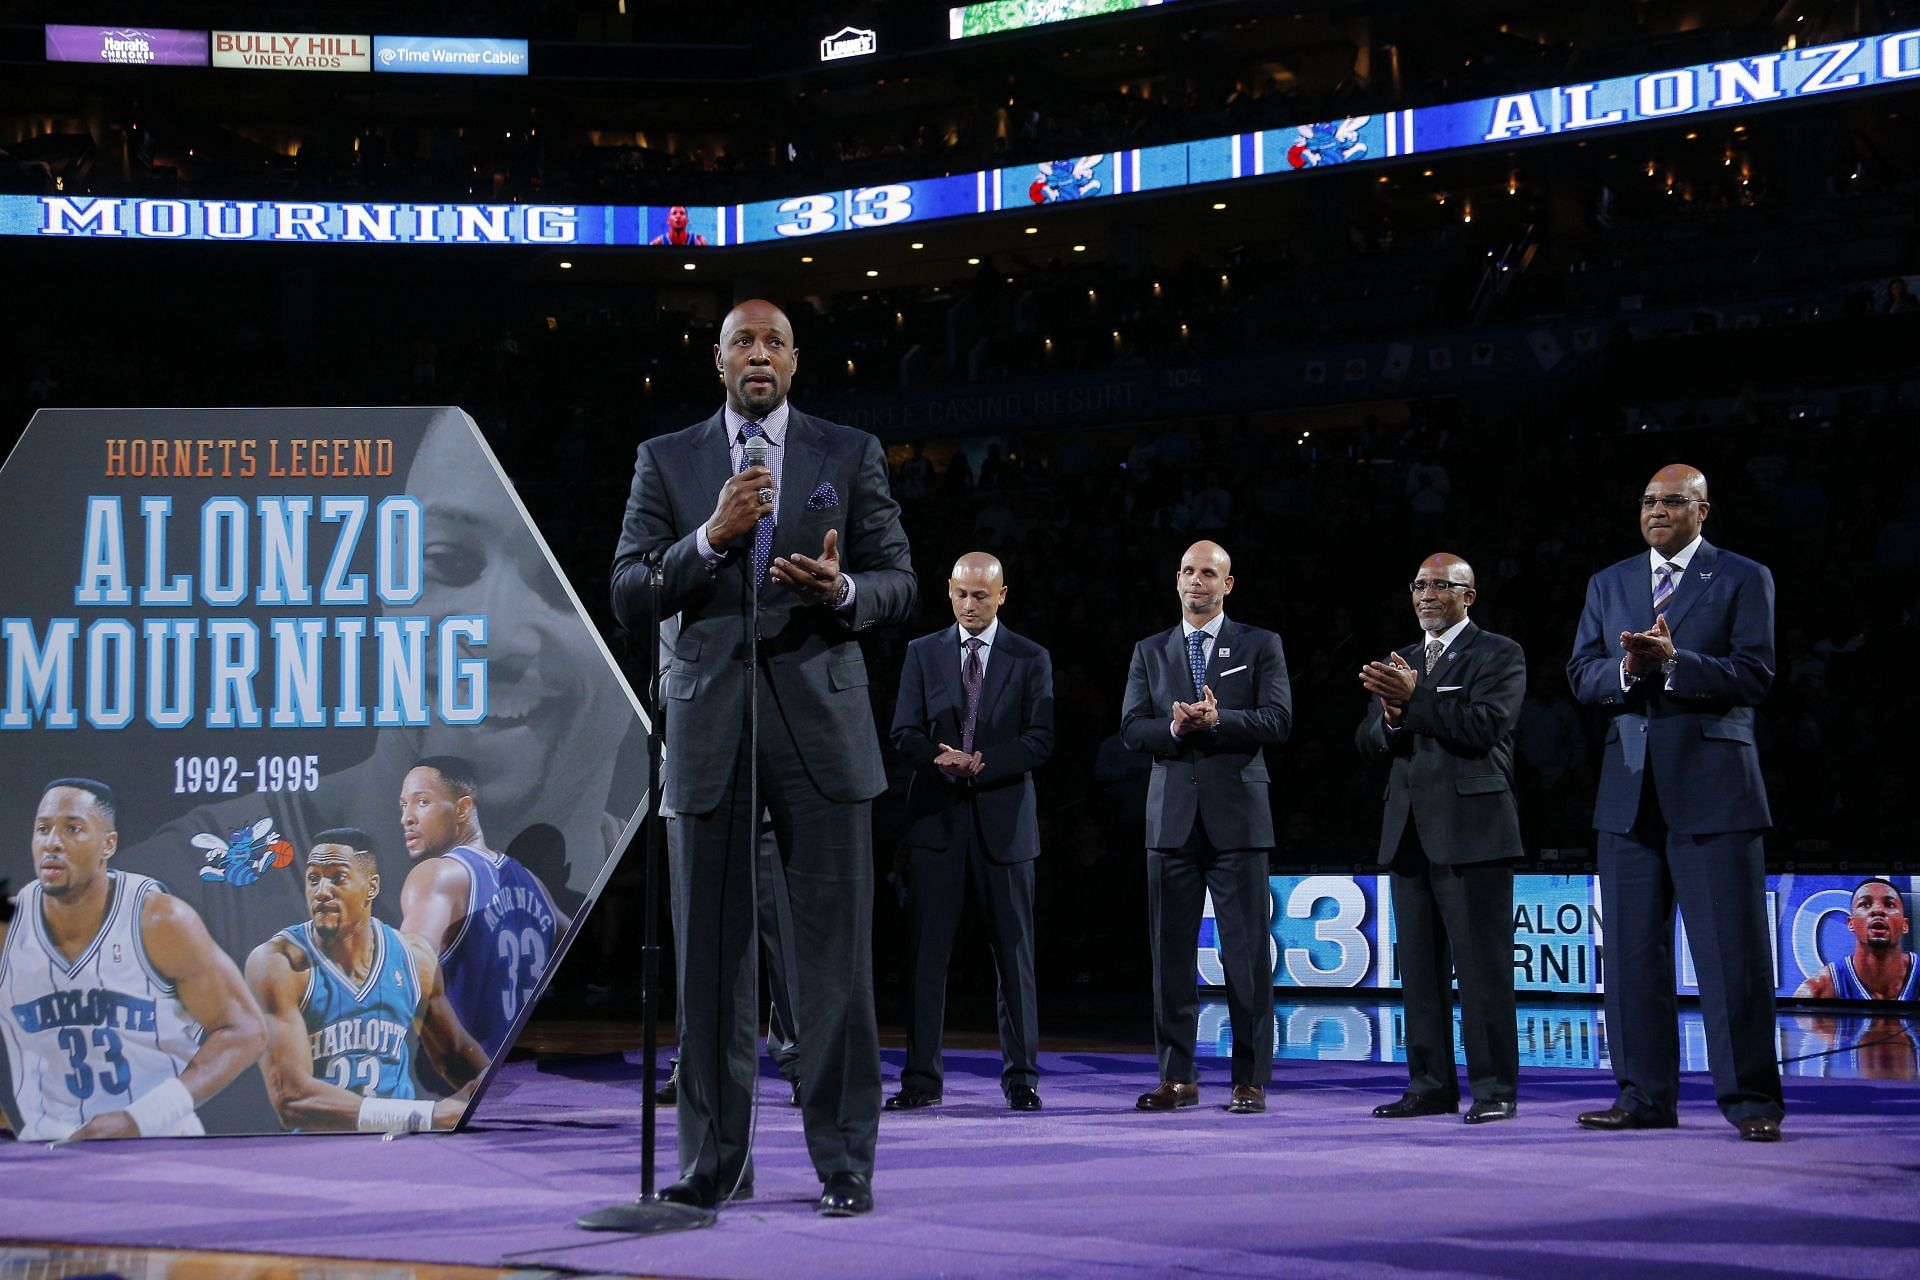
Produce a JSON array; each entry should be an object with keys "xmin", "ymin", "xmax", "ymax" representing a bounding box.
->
[
  {"xmin": 1653, "ymin": 561, "xmax": 1677, "ymax": 615},
  {"xmin": 961, "ymin": 637, "xmax": 984, "ymax": 753}
]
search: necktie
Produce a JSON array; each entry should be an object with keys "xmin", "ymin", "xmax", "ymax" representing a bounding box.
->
[
  {"xmin": 1653, "ymin": 561, "xmax": 1677, "ymax": 614},
  {"xmin": 736, "ymin": 421, "xmax": 775, "ymax": 589},
  {"xmin": 1425, "ymin": 638, "xmax": 1444, "ymax": 676},
  {"xmin": 961, "ymin": 637, "xmax": 984, "ymax": 754},
  {"xmin": 1187, "ymin": 630, "xmax": 1208, "ymax": 700}
]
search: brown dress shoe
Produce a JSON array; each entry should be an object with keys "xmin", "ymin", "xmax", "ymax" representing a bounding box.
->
[
  {"xmin": 1737, "ymin": 1116, "xmax": 1782, "ymax": 1143},
  {"xmin": 1135, "ymin": 1081, "xmax": 1199, "ymax": 1111},
  {"xmin": 1227, "ymin": 1085, "xmax": 1267, "ymax": 1114}
]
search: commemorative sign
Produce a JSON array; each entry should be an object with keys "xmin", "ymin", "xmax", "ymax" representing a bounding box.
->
[{"xmin": 0, "ymin": 407, "xmax": 648, "ymax": 1139}]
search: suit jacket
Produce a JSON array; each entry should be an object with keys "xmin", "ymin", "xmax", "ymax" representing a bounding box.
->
[
  {"xmin": 1120, "ymin": 618, "xmax": 1291, "ymax": 851},
  {"xmin": 611, "ymin": 407, "xmax": 916, "ymax": 813},
  {"xmin": 1566, "ymin": 539, "xmax": 1774, "ymax": 836},
  {"xmin": 891, "ymin": 625, "xmax": 1055, "ymax": 863},
  {"xmin": 1354, "ymin": 621, "xmax": 1526, "ymax": 866}
]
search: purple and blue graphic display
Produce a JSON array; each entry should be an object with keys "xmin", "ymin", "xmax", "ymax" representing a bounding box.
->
[
  {"xmin": 1196, "ymin": 874, "xmax": 1916, "ymax": 1002},
  {"xmin": 44, "ymin": 24, "xmax": 209, "ymax": 66},
  {"xmin": 11, "ymin": 28, "xmax": 1919, "ymax": 246}
]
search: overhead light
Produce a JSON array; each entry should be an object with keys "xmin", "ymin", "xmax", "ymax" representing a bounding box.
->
[
  {"xmin": 865, "ymin": 269, "xmax": 879, "ymax": 277},
  {"xmin": 910, "ymin": 242, "xmax": 925, "ymax": 250},
  {"xmin": 558, "ymin": 261, "xmax": 573, "ymax": 270},
  {"xmin": 682, "ymin": 262, "xmax": 696, "ymax": 271},
  {"xmin": 1024, "ymin": 226, "xmax": 1038, "ymax": 235},
  {"xmin": 1211, "ymin": 202, "xmax": 1226, "ymax": 210},
  {"xmin": 967, "ymin": 257, "xmax": 981, "ymax": 265},
  {"xmin": 1072, "ymin": 244, "xmax": 1086, "ymax": 252},
  {"xmin": 800, "ymin": 255, "xmax": 814, "ymax": 263}
]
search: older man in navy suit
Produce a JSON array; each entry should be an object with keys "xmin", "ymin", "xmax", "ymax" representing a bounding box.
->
[
  {"xmin": 1567, "ymin": 463, "xmax": 1784, "ymax": 1142},
  {"xmin": 612, "ymin": 299, "xmax": 916, "ymax": 1215},
  {"xmin": 1122, "ymin": 541, "xmax": 1291, "ymax": 1115},
  {"xmin": 889, "ymin": 552, "xmax": 1054, "ymax": 1113}
]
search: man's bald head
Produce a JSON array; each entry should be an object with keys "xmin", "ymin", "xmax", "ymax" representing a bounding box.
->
[
  {"xmin": 1176, "ymin": 540, "xmax": 1234, "ymax": 623},
  {"xmin": 1410, "ymin": 552, "xmax": 1475, "ymax": 633},
  {"xmin": 716, "ymin": 299, "xmax": 797, "ymax": 418},
  {"xmin": 1640, "ymin": 463, "xmax": 1711, "ymax": 555},
  {"xmin": 948, "ymin": 551, "xmax": 1008, "ymax": 635}
]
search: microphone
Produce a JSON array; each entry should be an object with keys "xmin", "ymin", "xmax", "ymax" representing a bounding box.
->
[{"xmin": 744, "ymin": 435, "xmax": 771, "ymax": 504}]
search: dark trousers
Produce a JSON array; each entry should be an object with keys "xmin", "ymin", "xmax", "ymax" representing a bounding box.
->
[
  {"xmin": 1147, "ymin": 825, "xmax": 1273, "ymax": 1086},
  {"xmin": 668, "ymin": 719, "xmax": 879, "ymax": 1186},
  {"xmin": 1598, "ymin": 793, "xmax": 1783, "ymax": 1125},
  {"xmin": 901, "ymin": 802, "xmax": 1039, "ymax": 1095},
  {"xmin": 1389, "ymin": 835, "xmax": 1519, "ymax": 1105}
]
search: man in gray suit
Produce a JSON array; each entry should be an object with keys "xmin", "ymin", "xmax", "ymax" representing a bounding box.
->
[
  {"xmin": 1121, "ymin": 541, "xmax": 1291, "ymax": 1115},
  {"xmin": 1357, "ymin": 553, "xmax": 1525, "ymax": 1125},
  {"xmin": 611, "ymin": 299, "xmax": 915, "ymax": 1217}
]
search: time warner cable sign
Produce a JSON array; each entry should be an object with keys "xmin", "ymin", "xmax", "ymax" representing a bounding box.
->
[
  {"xmin": 0, "ymin": 408, "xmax": 649, "ymax": 1140},
  {"xmin": 375, "ymin": 36, "xmax": 529, "ymax": 76}
]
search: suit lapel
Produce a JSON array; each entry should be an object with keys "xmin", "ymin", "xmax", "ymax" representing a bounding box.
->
[
  {"xmin": 938, "ymin": 629, "xmax": 966, "ymax": 735},
  {"xmin": 771, "ymin": 410, "xmax": 831, "ymax": 567},
  {"xmin": 689, "ymin": 410, "xmax": 733, "ymax": 528},
  {"xmin": 979, "ymin": 627, "xmax": 1016, "ymax": 722},
  {"xmin": 1437, "ymin": 621, "xmax": 1479, "ymax": 678},
  {"xmin": 1657, "ymin": 541, "xmax": 1717, "ymax": 635},
  {"xmin": 1204, "ymin": 619, "xmax": 1238, "ymax": 698},
  {"xmin": 1622, "ymin": 556, "xmax": 1656, "ymax": 632},
  {"xmin": 1165, "ymin": 625, "xmax": 1192, "ymax": 699}
]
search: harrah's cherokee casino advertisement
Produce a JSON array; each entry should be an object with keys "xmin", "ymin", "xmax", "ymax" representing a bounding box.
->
[{"xmin": 0, "ymin": 407, "xmax": 647, "ymax": 1139}]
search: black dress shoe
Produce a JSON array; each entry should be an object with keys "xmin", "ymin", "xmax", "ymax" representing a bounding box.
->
[
  {"xmin": 1737, "ymin": 1115, "xmax": 1782, "ymax": 1143},
  {"xmin": 1135, "ymin": 1081, "xmax": 1199, "ymax": 1111},
  {"xmin": 1008, "ymin": 1085, "xmax": 1042, "ymax": 1111},
  {"xmin": 653, "ymin": 1061, "xmax": 679, "ymax": 1106},
  {"xmin": 1463, "ymin": 1100, "xmax": 1516, "ymax": 1125},
  {"xmin": 817, "ymin": 1171, "xmax": 873, "ymax": 1216},
  {"xmin": 884, "ymin": 1085, "xmax": 942, "ymax": 1111},
  {"xmin": 1576, "ymin": 1106, "xmax": 1677, "ymax": 1132},
  {"xmin": 1371, "ymin": 1093, "xmax": 1458, "ymax": 1118},
  {"xmin": 653, "ymin": 1172, "xmax": 751, "ymax": 1208}
]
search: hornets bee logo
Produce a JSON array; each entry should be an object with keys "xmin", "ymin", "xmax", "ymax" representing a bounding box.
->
[{"xmin": 194, "ymin": 817, "xmax": 296, "ymax": 886}]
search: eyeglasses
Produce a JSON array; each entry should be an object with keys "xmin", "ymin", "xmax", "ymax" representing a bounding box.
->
[
  {"xmin": 1408, "ymin": 580, "xmax": 1469, "ymax": 594},
  {"xmin": 1638, "ymin": 495, "xmax": 1704, "ymax": 511}
]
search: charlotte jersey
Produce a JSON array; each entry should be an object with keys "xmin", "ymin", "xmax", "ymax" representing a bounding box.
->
[
  {"xmin": 280, "ymin": 918, "xmax": 423, "ymax": 1099},
  {"xmin": 0, "ymin": 872, "xmax": 204, "ymax": 1140},
  {"xmin": 1826, "ymin": 953, "xmax": 1920, "ymax": 1001},
  {"xmin": 438, "ymin": 846, "xmax": 558, "ymax": 1056}
]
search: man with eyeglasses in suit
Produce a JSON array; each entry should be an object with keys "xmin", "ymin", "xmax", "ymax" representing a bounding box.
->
[
  {"xmin": 1567, "ymin": 464, "xmax": 1784, "ymax": 1143},
  {"xmin": 1357, "ymin": 554, "xmax": 1525, "ymax": 1125}
]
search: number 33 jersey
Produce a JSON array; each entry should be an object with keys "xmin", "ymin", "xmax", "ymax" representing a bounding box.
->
[
  {"xmin": 439, "ymin": 845, "xmax": 558, "ymax": 1058},
  {"xmin": 1, "ymin": 872, "xmax": 204, "ymax": 1140}
]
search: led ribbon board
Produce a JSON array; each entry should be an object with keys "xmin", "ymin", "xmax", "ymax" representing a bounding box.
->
[
  {"xmin": 6, "ymin": 29, "xmax": 1916, "ymax": 245},
  {"xmin": 0, "ymin": 408, "xmax": 650, "ymax": 1139},
  {"xmin": 1199, "ymin": 874, "xmax": 1918, "ymax": 1002}
]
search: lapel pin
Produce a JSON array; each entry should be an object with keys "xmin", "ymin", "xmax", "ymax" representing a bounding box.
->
[
  {"xmin": 1218, "ymin": 648, "xmax": 1231, "ymax": 657},
  {"xmin": 1698, "ymin": 572, "xmax": 1712, "ymax": 581}
]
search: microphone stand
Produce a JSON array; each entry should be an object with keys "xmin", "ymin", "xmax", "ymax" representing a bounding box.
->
[{"xmin": 579, "ymin": 550, "xmax": 714, "ymax": 1235}]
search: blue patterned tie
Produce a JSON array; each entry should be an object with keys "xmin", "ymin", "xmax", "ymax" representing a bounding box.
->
[
  {"xmin": 737, "ymin": 421, "xmax": 775, "ymax": 589},
  {"xmin": 1187, "ymin": 629, "xmax": 1208, "ymax": 700},
  {"xmin": 1653, "ymin": 561, "xmax": 1677, "ymax": 615}
]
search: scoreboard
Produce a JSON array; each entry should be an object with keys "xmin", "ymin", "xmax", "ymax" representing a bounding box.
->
[{"xmin": 6, "ymin": 28, "xmax": 1917, "ymax": 247}]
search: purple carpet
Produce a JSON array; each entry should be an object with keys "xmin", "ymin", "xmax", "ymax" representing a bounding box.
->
[{"xmin": 3, "ymin": 1049, "xmax": 1917, "ymax": 1279}]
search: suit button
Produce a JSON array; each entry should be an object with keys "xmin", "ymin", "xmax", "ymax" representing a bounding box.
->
[{"xmin": 1638, "ymin": 725, "xmax": 1646, "ymax": 733}]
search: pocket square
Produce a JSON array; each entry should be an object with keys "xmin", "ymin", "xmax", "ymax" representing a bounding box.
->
[
  {"xmin": 1217, "ymin": 664, "xmax": 1249, "ymax": 678},
  {"xmin": 806, "ymin": 482, "xmax": 840, "ymax": 511},
  {"xmin": 1435, "ymin": 685, "xmax": 1464, "ymax": 692}
]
